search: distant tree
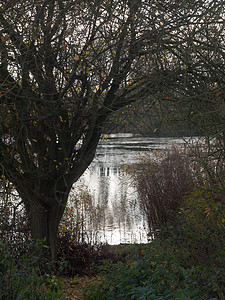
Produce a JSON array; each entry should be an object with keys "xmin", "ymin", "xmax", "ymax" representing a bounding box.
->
[
  {"xmin": 0, "ymin": 0, "xmax": 224, "ymax": 262},
  {"xmin": 108, "ymin": 0, "xmax": 225, "ymax": 137}
]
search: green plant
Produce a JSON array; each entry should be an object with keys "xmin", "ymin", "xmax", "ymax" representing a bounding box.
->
[
  {"xmin": 84, "ymin": 222, "xmax": 225, "ymax": 300},
  {"xmin": 83, "ymin": 247, "xmax": 200, "ymax": 299},
  {"xmin": 0, "ymin": 240, "xmax": 64, "ymax": 300},
  {"xmin": 84, "ymin": 141, "xmax": 225, "ymax": 300}
]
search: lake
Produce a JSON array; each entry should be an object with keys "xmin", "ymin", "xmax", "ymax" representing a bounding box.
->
[{"xmin": 72, "ymin": 134, "xmax": 187, "ymax": 245}]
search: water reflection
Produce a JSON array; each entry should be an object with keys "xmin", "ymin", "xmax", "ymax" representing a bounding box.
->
[{"xmin": 74, "ymin": 134, "xmax": 185, "ymax": 245}]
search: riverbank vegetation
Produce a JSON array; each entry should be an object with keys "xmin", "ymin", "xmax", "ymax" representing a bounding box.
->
[
  {"xmin": 83, "ymin": 141, "xmax": 225, "ymax": 299},
  {"xmin": 1, "ymin": 139, "xmax": 224, "ymax": 299}
]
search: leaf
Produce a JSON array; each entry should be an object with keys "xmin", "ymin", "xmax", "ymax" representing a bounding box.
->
[
  {"xmin": 1, "ymin": 35, "xmax": 10, "ymax": 42},
  {"xmin": 46, "ymin": 136, "xmax": 51, "ymax": 141},
  {"xmin": 215, "ymin": 91, "xmax": 222, "ymax": 97},
  {"xmin": 62, "ymin": 43, "xmax": 67, "ymax": 51},
  {"xmin": 140, "ymin": 249, "xmax": 145, "ymax": 256}
]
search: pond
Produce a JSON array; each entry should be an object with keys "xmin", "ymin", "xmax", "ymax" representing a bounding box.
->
[{"xmin": 73, "ymin": 134, "xmax": 187, "ymax": 245}]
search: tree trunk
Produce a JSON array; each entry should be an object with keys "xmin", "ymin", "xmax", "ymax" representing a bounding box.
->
[{"xmin": 26, "ymin": 192, "xmax": 68, "ymax": 264}]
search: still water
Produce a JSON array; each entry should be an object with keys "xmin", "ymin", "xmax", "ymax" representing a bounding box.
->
[{"xmin": 74, "ymin": 134, "xmax": 186, "ymax": 245}]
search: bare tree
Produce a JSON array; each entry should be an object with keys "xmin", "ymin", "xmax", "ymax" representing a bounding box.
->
[{"xmin": 0, "ymin": 0, "xmax": 224, "ymax": 262}]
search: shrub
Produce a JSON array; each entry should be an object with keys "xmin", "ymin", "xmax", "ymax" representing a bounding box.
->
[
  {"xmin": 83, "ymin": 246, "xmax": 200, "ymax": 299},
  {"xmin": 114, "ymin": 140, "xmax": 225, "ymax": 300},
  {"xmin": 58, "ymin": 186, "xmax": 98, "ymax": 246},
  {"xmin": 0, "ymin": 240, "xmax": 63, "ymax": 300},
  {"xmin": 128, "ymin": 139, "xmax": 225, "ymax": 231},
  {"xmin": 84, "ymin": 217, "xmax": 225, "ymax": 300},
  {"xmin": 127, "ymin": 145, "xmax": 196, "ymax": 232},
  {"xmin": 150, "ymin": 206, "xmax": 225, "ymax": 298},
  {"xmin": 0, "ymin": 178, "xmax": 31, "ymax": 259}
]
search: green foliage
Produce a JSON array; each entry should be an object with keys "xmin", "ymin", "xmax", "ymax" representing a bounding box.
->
[
  {"xmin": 153, "ymin": 207, "xmax": 225, "ymax": 299},
  {"xmin": 0, "ymin": 240, "xmax": 64, "ymax": 300},
  {"xmin": 84, "ymin": 212, "xmax": 225, "ymax": 300},
  {"xmin": 83, "ymin": 247, "xmax": 200, "ymax": 299},
  {"xmin": 185, "ymin": 186, "xmax": 225, "ymax": 231}
]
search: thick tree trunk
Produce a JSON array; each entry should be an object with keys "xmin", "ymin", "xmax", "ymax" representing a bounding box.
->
[
  {"xmin": 14, "ymin": 155, "xmax": 95, "ymax": 264},
  {"xmin": 25, "ymin": 192, "xmax": 68, "ymax": 264}
]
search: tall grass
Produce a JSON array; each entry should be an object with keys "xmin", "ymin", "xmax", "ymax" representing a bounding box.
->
[{"xmin": 57, "ymin": 185, "xmax": 106, "ymax": 276}]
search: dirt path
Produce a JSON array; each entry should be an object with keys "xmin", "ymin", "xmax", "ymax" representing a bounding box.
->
[{"xmin": 60, "ymin": 275, "xmax": 102, "ymax": 299}]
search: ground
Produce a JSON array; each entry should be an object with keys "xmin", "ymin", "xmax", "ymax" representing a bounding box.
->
[{"xmin": 61, "ymin": 275, "xmax": 103, "ymax": 299}]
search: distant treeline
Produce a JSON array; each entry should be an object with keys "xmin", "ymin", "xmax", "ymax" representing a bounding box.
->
[{"xmin": 105, "ymin": 100, "xmax": 201, "ymax": 137}]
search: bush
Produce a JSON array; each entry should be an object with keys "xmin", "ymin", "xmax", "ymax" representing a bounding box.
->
[
  {"xmin": 83, "ymin": 246, "xmax": 200, "ymax": 299},
  {"xmin": 0, "ymin": 240, "xmax": 63, "ymax": 300},
  {"xmin": 57, "ymin": 186, "xmax": 98, "ymax": 276},
  {"xmin": 84, "ymin": 215, "xmax": 225, "ymax": 300},
  {"xmin": 86, "ymin": 140, "xmax": 225, "ymax": 300},
  {"xmin": 58, "ymin": 186, "xmax": 98, "ymax": 246},
  {"xmin": 150, "ymin": 202, "xmax": 225, "ymax": 299},
  {"xmin": 127, "ymin": 145, "xmax": 196, "ymax": 232},
  {"xmin": 128, "ymin": 139, "xmax": 225, "ymax": 231}
]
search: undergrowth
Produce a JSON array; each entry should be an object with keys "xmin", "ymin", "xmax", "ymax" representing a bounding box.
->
[
  {"xmin": 0, "ymin": 140, "xmax": 224, "ymax": 299},
  {"xmin": 83, "ymin": 213, "xmax": 225, "ymax": 299},
  {"xmin": 84, "ymin": 141, "xmax": 225, "ymax": 299},
  {"xmin": 0, "ymin": 240, "xmax": 64, "ymax": 300}
]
